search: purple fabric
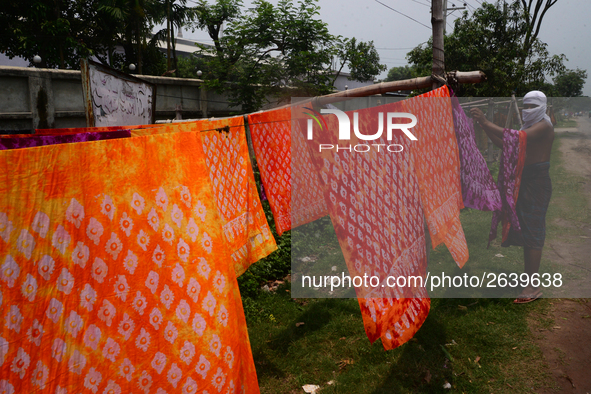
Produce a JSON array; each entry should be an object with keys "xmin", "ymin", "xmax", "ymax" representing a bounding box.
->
[
  {"xmin": 451, "ymin": 96, "xmax": 501, "ymax": 211},
  {"xmin": 0, "ymin": 130, "xmax": 131, "ymax": 150},
  {"xmin": 488, "ymin": 128, "xmax": 524, "ymax": 247}
]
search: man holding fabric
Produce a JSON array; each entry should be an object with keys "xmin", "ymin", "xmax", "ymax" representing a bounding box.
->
[{"xmin": 470, "ymin": 91, "xmax": 554, "ymax": 304}]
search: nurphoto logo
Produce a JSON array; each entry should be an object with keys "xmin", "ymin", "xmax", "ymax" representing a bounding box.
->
[{"xmin": 304, "ymin": 107, "xmax": 418, "ymax": 152}]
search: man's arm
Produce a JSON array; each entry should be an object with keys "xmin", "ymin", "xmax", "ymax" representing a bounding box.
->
[{"xmin": 469, "ymin": 107, "xmax": 504, "ymax": 148}]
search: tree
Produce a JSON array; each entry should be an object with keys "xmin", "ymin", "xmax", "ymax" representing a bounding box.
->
[
  {"xmin": 519, "ymin": 0, "xmax": 558, "ymax": 68},
  {"xmin": 98, "ymin": 0, "xmax": 166, "ymax": 74},
  {"xmin": 0, "ymin": 0, "xmax": 105, "ymax": 69},
  {"xmin": 0, "ymin": 0, "xmax": 175, "ymax": 74},
  {"xmin": 192, "ymin": 0, "xmax": 386, "ymax": 112},
  {"xmin": 406, "ymin": 1, "xmax": 565, "ymax": 97},
  {"xmin": 553, "ymin": 68, "xmax": 587, "ymax": 97},
  {"xmin": 332, "ymin": 38, "xmax": 386, "ymax": 85},
  {"xmin": 384, "ymin": 65, "xmax": 417, "ymax": 82}
]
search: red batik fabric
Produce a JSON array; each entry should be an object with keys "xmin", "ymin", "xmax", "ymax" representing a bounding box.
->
[
  {"xmin": 304, "ymin": 102, "xmax": 431, "ymax": 350},
  {"xmin": 405, "ymin": 86, "xmax": 469, "ymax": 268},
  {"xmin": 248, "ymin": 107, "xmax": 327, "ymax": 235}
]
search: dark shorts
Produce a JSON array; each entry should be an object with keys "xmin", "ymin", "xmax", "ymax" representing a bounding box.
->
[{"xmin": 503, "ymin": 162, "xmax": 552, "ymax": 250}]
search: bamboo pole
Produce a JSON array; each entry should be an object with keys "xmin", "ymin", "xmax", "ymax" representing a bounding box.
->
[{"xmin": 310, "ymin": 71, "xmax": 486, "ymax": 106}]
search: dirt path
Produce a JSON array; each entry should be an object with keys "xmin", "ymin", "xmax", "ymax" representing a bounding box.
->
[{"xmin": 531, "ymin": 116, "xmax": 591, "ymax": 394}]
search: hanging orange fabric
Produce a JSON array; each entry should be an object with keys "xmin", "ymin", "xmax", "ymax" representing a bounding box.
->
[
  {"xmin": 303, "ymin": 102, "xmax": 431, "ymax": 350},
  {"xmin": 404, "ymin": 86, "xmax": 469, "ymax": 268},
  {"xmin": 0, "ymin": 132, "xmax": 260, "ymax": 393},
  {"xmin": 248, "ymin": 107, "xmax": 327, "ymax": 235},
  {"xmin": 131, "ymin": 118, "xmax": 277, "ymax": 276},
  {"xmin": 197, "ymin": 117, "xmax": 277, "ymax": 276}
]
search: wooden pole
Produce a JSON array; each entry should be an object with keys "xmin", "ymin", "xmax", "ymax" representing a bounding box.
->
[
  {"xmin": 512, "ymin": 93, "xmax": 523, "ymax": 129},
  {"xmin": 431, "ymin": 0, "xmax": 445, "ymax": 89},
  {"xmin": 486, "ymin": 98, "xmax": 495, "ymax": 163},
  {"xmin": 312, "ymin": 71, "xmax": 485, "ymax": 104}
]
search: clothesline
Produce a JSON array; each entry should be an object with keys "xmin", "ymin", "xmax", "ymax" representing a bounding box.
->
[{"xmin": 1, "ymin": 82, "xmax": 507, "ymax": 392}]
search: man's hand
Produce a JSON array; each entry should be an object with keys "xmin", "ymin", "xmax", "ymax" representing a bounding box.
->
[{"xmin": 469, "ymin": 107, "xmax": 487, "ymax": 125}]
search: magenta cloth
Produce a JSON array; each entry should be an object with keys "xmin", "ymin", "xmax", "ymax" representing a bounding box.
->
[
  {"xmin": 451, "ymin": 96, "xmax": 501, "ymax": 211},
  {"xmin": 0, "ymin": 130, "xmax": 131, "ymax": 150},
  {"xmin": 488, "ymin": 128, "xmax": 526, "ymax": 247}
]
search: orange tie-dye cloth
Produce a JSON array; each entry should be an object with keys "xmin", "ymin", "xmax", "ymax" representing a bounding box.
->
[
  {"xmin": 248, "ymin": 107, "xmax": 327, "ymax": 235},
  {"xmin": 0, "ymin": 132, "xmax": 260, "ymax": 393},
  {"xmin": 131, "ymin": 119, "xmax": 278, "ymax": 276},
  {"xmin": 197, "ymin": 117, "xmax": 277, "ymax": 277},
  {"xmin": 405, "ymin": 86, "xmax": 469, "ymax": 268},
  {"xmin": 302, "ymin": 102, "xmax": 431, "ymax": 350}
]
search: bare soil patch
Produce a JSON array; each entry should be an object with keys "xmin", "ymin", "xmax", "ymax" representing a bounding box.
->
[{"xmin": 530, "ymin": 117, "xmax": 591, "ymax": 393}]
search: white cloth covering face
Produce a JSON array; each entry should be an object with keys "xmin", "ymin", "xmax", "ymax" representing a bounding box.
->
[{"xmin": 522, "ymin": 90, "xmax": 552, "ymax": 130}]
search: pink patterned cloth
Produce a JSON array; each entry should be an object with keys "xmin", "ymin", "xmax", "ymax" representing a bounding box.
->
[
  {"xmin": 0, "ymin": 130, "xmax": 131, "ymax": 150},
  {"xmin": 488, "ymin": 128, "xmax": 527, "ymax": 247},
  {"xmin": 451, "ymin": 96, "xmax": 501, "ymax": 211}
]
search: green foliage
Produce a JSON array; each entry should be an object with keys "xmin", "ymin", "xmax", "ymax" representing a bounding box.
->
[
  {"xmin": 193, "ymin": 0, "xmax": 386, "ymax": 112},
  {"xmin": 406, "ymin": 1, "xmax": 565, "ymax": 97},
  {"xmin": 553, "ymin": 68, "xmax": 588, "ymax": 97},
  {"xmin": 334, "ymin": 38, "xmax": 387, "ymax": 83},
  {"xmin": 0, "ymin": 0, "xmax": 100, "ymax": 68},
  {"xmin": 175, "ymin": 54, "xmax": 209, "ymax": 78},
  {"xmin": 385, "ymin": 65, "xmax": 417, "ymax": 82},
  {"xmin": 0, "ymin": 0, "xmax": 192, "ymax": 75},
  {"xmin": 237, "ymin": 163, "xmax": 292, "ymax": 299}
]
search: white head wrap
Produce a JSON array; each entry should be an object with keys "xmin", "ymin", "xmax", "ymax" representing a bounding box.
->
[{"xmin": 522, "ymin": 90, "xmax": 552, "ymax": 130}]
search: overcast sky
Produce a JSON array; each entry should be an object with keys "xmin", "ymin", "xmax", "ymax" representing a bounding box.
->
[{"xmin": 178, "ymin": 0, "xmax": 590, "ymax": 96}]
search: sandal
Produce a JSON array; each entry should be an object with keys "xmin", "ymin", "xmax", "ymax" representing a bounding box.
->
[{"xmin": 513, "ymin": 289, "xmax": 542, "ymax": 304}]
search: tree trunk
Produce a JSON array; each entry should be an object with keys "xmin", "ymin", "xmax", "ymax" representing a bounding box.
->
[
  {"xmin": 137, "ymin": 22, "xmax": 143, "ymax": 74},
  {"xmin": 167, "ymin": 0, "xmax": 171, "ymax": 71}
]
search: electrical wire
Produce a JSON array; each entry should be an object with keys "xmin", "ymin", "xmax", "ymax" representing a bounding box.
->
[
  {"xmin": 373, "ymin": 0, "xmax": 431, "ymax": 29},
  {"xmin": 375, "ymin": 47, "xmax": 417, "ymax": 50},
  {"xmin": 409, "ymin": 0, "xmax": 431, "ymax": 7}
]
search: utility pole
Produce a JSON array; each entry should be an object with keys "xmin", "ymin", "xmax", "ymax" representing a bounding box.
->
[
  {"xmin": 443, "ymin": 1, "xmax": 466, "ymax": 34},
  {"xmin": 431, "ymin": 0, "xmax": 445, "ymax": 89}
]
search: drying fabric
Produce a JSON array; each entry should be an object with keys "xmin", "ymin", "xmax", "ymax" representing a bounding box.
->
[
  {"xmin": 488, "ymin": 128, "xmax": 527, "ymax": 247},
  {"xmin": 0, "ymin": 130, "xmax": 33, "ymax": 135},
  {"xmin": 31, "ymin": 126, "xmax": 132, "ymax": 136},
  {"xmin": 248, "ymin": 107, "xmax": 327, "ymax": 235},
  {"xmin": 405, "ymin": 86, "xmax": 469, "ymax": 267},
  {"xmin": 0, "ymin": 130, "xmax": 131, "ymax": 150},
  {"xmin": 451, "ymin": 96, "xmax": 502, "ymax": 211},
  {"xmin": 131, "ymin": 119, "xmax": 278, "ymax": 276},
  {"xmin": 502, "ymin": 162, "xmax": 551, "ymax": 249},
  {"xmin": 304, "ymin": 102, "xmax": 430, "ymax": 350},
  {"xmin": 0, "ymin": 132, "xmax": 260, "ymax": 393},
  {"xmin": 198, "ymin": 117, "xmax": 277, "ymax": 276}
]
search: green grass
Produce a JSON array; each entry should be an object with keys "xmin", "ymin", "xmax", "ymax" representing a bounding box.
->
[
  {"xmin": 239, "ymin": 131, "xmax": 588, "ymax": 393},
  {"xmin": 554, "ymin": 119, "xmax": 577, "ymax": 128},
  {"xmin": 244, "ymin": 287, "xmax": 553, "ymax": 393}
]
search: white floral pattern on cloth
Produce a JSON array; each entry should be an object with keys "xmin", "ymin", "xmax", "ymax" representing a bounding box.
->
[
  {"xmin": 0, "ymin": 131, "xmax": 260, "ymax": 393},
  {"xmin": 248, "ymin": 107, "xmax": 328, "ymax": 236},
  {"xmin": 304, "ymin": 100, "xmax": 432, "ymax": 350},
  {"xmin": 199, "ymin": 117, "xmax": 276, "ymax": 276},
  {"xmin": 404, "ymin": 86, "xmax": 469, "ymax": 267}
]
